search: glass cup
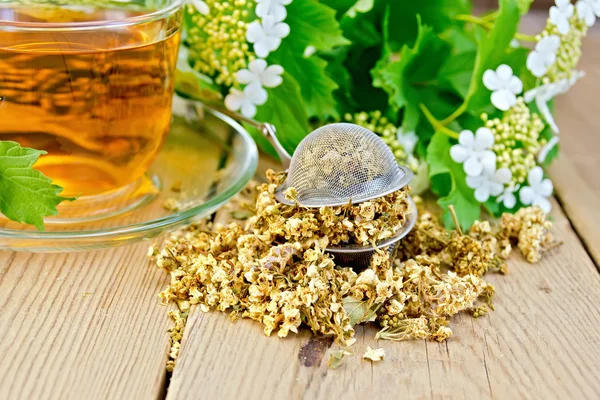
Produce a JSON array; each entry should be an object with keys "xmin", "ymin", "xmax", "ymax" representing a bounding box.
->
[{"xmin": 0, "ymin": 0, "xmax": 183, "ymax": 205}]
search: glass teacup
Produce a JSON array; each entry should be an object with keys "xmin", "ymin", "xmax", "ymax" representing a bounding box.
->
[{"xmin": 0, "ymin": 0, "xmax": 183, "ymax": 199}]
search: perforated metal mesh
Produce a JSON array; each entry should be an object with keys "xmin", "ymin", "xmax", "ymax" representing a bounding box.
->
[{"xmin": 276, "ymin": 123, "xmax": 409, "ymax": 207}]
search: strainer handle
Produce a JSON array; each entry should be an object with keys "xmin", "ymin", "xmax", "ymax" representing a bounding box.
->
[{"xmin": 195, "ymin": 102, "xmax": 292, "ymax": 168}]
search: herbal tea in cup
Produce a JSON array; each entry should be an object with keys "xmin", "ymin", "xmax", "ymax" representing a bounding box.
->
[{"xmin": 0, "ymin": 1, "xmax": 183, "ymax": 197}]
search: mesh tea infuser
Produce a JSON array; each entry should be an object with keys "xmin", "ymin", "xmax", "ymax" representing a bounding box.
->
[
  {"xmin": 268, "ymin": 122, "xmax": 418, "ymax": 269},
  {"xmin": 273, "ymin": 123, "xmax": 414, "ymax": 207},
  {"xmin": 198, "ymin": 105, "xmax": 417, "ymax": 269}
]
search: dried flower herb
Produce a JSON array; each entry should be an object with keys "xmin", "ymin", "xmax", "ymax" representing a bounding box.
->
[
  {"xmin": 153, "ymin": 173, "xmax": 557, "ymax": 371},
  {"xmin": 363, "ymin": 347, "xmax": 385, "ymax": 362}
]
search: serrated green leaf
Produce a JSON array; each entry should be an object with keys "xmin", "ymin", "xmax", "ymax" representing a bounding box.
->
[
  {"xmin": 342, "ymin": 296, "xmax": 377, "ymax": 326},
  {"xmin": 284, "ymin": 0, "xmax": 350, "ymax": 53},
  {"xmin": 437, "ymin": 51, "xmax": 476, "ymax": 99},
  {"xmin": 439, "ymin": 26, "xmax": 478, "ymax": 54},
  {"xmin": 426, "ymin": 132, "xmax": 481, "ymax": 230},
  {"xmin": 266, "ymin": 0, "xmax": 345, "ymax": 121},
  {"xmin": 324, "ymin": 46, "xmax": 357, "ymax": 115},
  {"xmin": 460, "ymin": 0, "xmax": 520, "ymax": 112},
  {"xmin": 270, "ymin": 47, "xmax": 339, "ymax": 120},
  {"xmin": 0, "ymin": 141, "xmax": 74, "ymax": 230},
  {"xmin": 319, "ymin": 0, "xmax": 357, "ymax": 17},
  {"xmin": 381, "ymin": 0, "xmax": 472, "ymax": 51},
  {"xmin": 254, "ymin": 73, "xmax": 310, "ymax": 154},
  {"xmin": 372, "ymin": 20, "xmax": 451, "ymax": 127},
  {"xmin": 340, "ymin": 11, "xmax": 381, "ymax": 48}
]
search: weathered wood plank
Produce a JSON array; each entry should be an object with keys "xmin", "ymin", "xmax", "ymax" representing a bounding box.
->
[
  {"xmin": 166, "ymin": 14, "xmax": 600, "ymax": 399},
  {"xmin": 0, "ymin": 246, "xmax": 171, "ymax": 400},
  {"xmin": 0, "ymin": 116, "xmax": 224, "ymax": 399},
  {"xmin": 550, "ymin": 32, "xmax": 600, "ymax": 266},
  {"xmin": 163, "ymin": 197, "xmax": 600, "ymax": 400}
]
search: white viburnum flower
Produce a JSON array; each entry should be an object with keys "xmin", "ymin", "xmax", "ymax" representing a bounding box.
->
[
  {"xmin": 524, "ymin": 71, "xmax": 584, "ymax": 133},
  {"xmin": 519, "ymin": 166, "xmax": 554, "ymax": 213},
  {"xmin": 497, "ymin": 184, "xmax": 521, "ymax": 209},
  {"xmin": 255, "ymin": 0, "xmax": 292, "ymax": 22},
  {"xmin": 466, "ymin": 161, "xmax": 512, "ymax": 203},
  {"xmin": 483, "ymin": 64, "xmax": 523, "ymax": 111},
  {"xmin": 550, "ymin": 0, "xmax": 575, "ymax": 34},
  {"xmin": 450, "ymin": 128, "xmax": 496, "ymax": 177},
  {"xmin": 224, "ymin": 83, "xmax": 268, "ymax": 118},
  {"xmin": 246, "ymin": 15, "xmax": 290, "ymax": 58},
  {"xmin": 189, "ymin": 0, "xmax": 209, "ymax": 15},
  {"xmin": 526, "ymin": 35, "xmax": 561, "ymax": 78},
  {"xmin": 236, "ymin": 59, "xmax": 284, "ymax": 88},
  {"xmin": 576, "ymin": 0, "xmax": 600, "ymax": 26}
]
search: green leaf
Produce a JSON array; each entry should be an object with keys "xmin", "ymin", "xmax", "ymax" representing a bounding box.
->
[
  {"xmin": 328, "ymin": 349, "xmax": 352, "ymax": 369},
  {"xmin": 284, "ymin": 0, "xmax": 350, "ymax": 53},
  {"xmin": 372, "ymin": 21, "xmax": 451, "ymax": 116},
  {"xmin": 242, "ymin": 123, "xmax": 279, "ymax": 160},
  {"xmin": 342, "ymin": 296, "xmax": 377, "ymax": 326},
  {"xmin": 518, "ymin": 0, "xmax": 535, "ymax": 15},
  {"xmin": 255, "ymin": 73, "xmax": 310, "ymax": 154},
  {"xmin": 372, "ymin": 20, "xmax": 453, "ymax": 133},
  {"xmin": 426, "ymin": 132, "xmax": 481, "ymax": 230},
  {"xmin": 345, "ymin": 0, "xmax": 374, "ymax": 18},
  {"xmin": 437, "ymin": 51, "xmax": 476, "ymax": 99},
  {"xmin": 270, "ymin": 47, "xmax": 339, "ymax": 120},
  {"xmin": 340, "ymin": 11, "xmax": 381, "ymax": 48},
  {"xmin": 175, "ymin": 47, "xmax": 222, "ymax": 103},
  {"xmin": 319, "ymin": 0, "xmax": 357, "ymax": 17},
  {"xmin": 324, "ymin": 47, "xmax": 357, "ymax": 115},
  {"xmin": 0, "ymin": 141, "xmax": 74, "ymax": 230},
  {"xmin": 461, "ymin": 0, "xmax": 520, "ymax": 112},
  {"xmin": 381, "ymin": 0, "xmax": 472, "ymax": 51},
  {"xmin": 439, "ymin": 26, "xmax": 478, "ymax": 54},
  {"xmin": 266, "ymin": 0, "xmax": 346, "ymax": 121}
]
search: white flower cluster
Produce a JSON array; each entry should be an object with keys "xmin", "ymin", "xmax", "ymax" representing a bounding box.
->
[
  {"xmin": 483, "ymin": 64, "xmax": 523, "ymax": 111},
  {"xmin": 450, "ymin": 65, "xmax": 553, "ymax": 212},
  {"xmin": 224, "ymin": 0, "xmax": 292, "ymax": 118},
  {"xmin": 524, "ymin": 0, "xmax": 596, "ymax": 148},
  {"xmin": 450, "ymin": 129, "xmax": 553, "ymax": 213}
]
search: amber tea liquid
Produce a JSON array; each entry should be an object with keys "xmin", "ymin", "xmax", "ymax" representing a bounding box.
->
[{"xmin": 0, "ymin": 4, "xmax": 181, "ymax": 196}]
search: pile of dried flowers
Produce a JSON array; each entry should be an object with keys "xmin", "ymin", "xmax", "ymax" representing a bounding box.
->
[{"xmin": 151, "ymin": 171, "xmax": 555, "ymax": 371}]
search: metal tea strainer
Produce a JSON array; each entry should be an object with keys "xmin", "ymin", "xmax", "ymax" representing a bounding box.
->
[
  {"xmin": 273, "ymin": 123, "xmax": 414, "ymax": 207},
  {"xmin": 196, "ymin": 103, "xmax": 417, "ymax": 270}
]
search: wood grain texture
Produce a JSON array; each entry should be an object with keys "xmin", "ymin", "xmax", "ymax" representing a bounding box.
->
[
  {"xmin": 550, "ymin": 31, "xmax": 600, "ymax": 266},
  {"xmin": 0, "ymin": 246, "xmax": 171, "ymax": 400},
  {"xmin": 0, "ymin": 119, "xmax": 224, "ymax": 399},
  {"xmin": 162, "ymin": 197, "xmax": 600, "ymax": 400}
]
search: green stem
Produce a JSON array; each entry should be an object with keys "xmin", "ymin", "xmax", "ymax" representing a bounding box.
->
[
  {"xmin": 455, "ymin": 14, "xmax": 537, "ymax": 42},
  {"xmin": 514, "ymin": 33, "xmax": 538, "ymax": 42},
  {"xmin": 481, "ymin": 10, "xmax": 499, "ymax": 22},
  {"xmin": 439, "ymin": 102, "xmax": 468, "ymax": 126},
  {"xmin": 419, "ymin": 104, "xmax": 460, "ymax": 140},
  {"xmin": 456, "ymin": 13, "xmax": 493, "ymax": 27}
]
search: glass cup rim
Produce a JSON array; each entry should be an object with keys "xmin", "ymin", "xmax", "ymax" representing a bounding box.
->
[{"xmin": 0, "ymin": 0, "xmax": 185, "ymax": 30}]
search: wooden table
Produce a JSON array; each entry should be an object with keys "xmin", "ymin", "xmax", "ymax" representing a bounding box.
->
[{"xmin": 2, "ymin": 16, "xmax": 600, "ymax": 400}]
